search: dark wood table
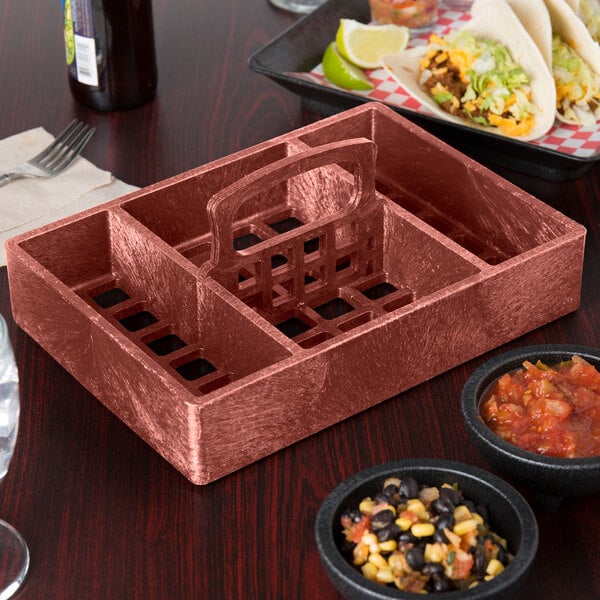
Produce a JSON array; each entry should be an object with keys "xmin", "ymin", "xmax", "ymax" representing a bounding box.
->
[{"xmin": 1, "ymin": 1, "xmax": 599, "ymax": 598}]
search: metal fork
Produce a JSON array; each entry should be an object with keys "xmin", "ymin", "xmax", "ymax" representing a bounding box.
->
[{"xmin": 0, "ymin": 120, "xmax": 95, "ymax": 187}]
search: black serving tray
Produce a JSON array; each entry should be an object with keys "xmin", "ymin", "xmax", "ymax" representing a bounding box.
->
[{"xmin": 250, "ymin": 0, "xmax": 600, "ymax": 181}]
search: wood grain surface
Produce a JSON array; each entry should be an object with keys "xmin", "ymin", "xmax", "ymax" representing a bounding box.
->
[{"xmin": 0, "ymin": 1, "xmax": 599, "ymax": 598}]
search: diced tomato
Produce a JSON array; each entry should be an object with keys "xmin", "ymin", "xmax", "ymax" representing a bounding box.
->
[
  {"xmin": 401, "ymin": 573, "xmax": 427, "ymax": 593},
  {"xmin": 481, "ymin": 356, "xmax": 600, "ymax": 458},
  {"xmin": 347, "ymin": 515, "xmax": 371, "ymax": 544},
  {"xmin": 399, "ymin": 510, "xmax": 419, "ymax": 524},
  {"xmin": 446, "ymin": 549, "xmax": 474, "ymax": 580}
]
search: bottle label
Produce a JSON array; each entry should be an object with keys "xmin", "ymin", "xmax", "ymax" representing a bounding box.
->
[{"xmin": 62, "ymin": 0, "xmax": 99, "ymax": 87}]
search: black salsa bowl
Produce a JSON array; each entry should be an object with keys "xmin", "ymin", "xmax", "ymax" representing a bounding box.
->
[{"xmin": 461, "ymin": 344, "xmax": 600, "ymax": 503}]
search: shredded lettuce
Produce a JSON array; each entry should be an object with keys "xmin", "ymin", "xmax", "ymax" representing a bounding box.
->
[
  {"xmin": 551, "ymin": 34, "xmax": 600, "ymax": 126},
  {"xmin": 423, "ymin": 30, "xmax": 535, "ymax": 127},
  {"xmin": 579, "ymin": 0, "xmax": 600, "ymax": 44}
]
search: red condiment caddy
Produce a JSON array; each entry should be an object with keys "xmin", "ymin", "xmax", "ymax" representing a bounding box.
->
[{"xmin": 5, "ymin": 103, "xmax": 586, "ymax": 484}]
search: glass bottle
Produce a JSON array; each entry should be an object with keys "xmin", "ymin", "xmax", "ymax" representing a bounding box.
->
[{"xmin": 62, "ymin": 0, "xmax": 157, "ymax": 111}]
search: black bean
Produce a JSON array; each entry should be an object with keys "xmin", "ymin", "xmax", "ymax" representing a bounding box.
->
[
  {"xmin": 376, "ymin": 523, "xmax": 400, "ymax": 542},
  {"xmin": 371, "ymin": 509, "xmax": 395, "ymax": 531},
  {"xmin": 439, "ymin": 486, "xmax": 461, "ymax": 506},
  {"xmin": 383, "ymin": 483, "xmax": 400, "ymax": 497},
  {"xmin": 406, "ymin": 545, "xmax": 425, "ymax": 571},
  {"xmin": 475, "ymin": 504, "xmax": 489, "ymax": 523},
  {"xmin": 399, "ymin": 477, "xmax": 419, "ymax": 498},
  {"xmin": 431, "ymin": 574, "xmax": 453, "ymax": 592},
  {"xmin": 473, "ymin": 546, "xmax": 487, "ymax": 577},
  {"xmin": 433, "ymin": 529, "xmax": 449, "ymax": 543},
  {"xmin": 496, "ymin": 544, "xmax": 508, "ymax": 565},
  {"xmin": 430, "ymin": 497, "xmax": 454, "ymax": 515},
  {"xmin": 423, "ymin": 562, "xmax": 444, "ymax": 577},
  {"xmin": 399, "ymin": 531, "xmax": 418, "ymax": 544},
  {"xmin": 435, "ymin": 512, "xmax": 455, "ymax": 531},
  {"xmin": 373, "ymin": 492, "xmax": 390, "ymax": 505}
]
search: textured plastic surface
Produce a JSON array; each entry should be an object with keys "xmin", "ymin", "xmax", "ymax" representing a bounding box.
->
[
  {"xmin": 6, "ymin": 103, "xmax": 586, "ymax": 484},
  {"xmin": 248, "ymin": 0, "xmax": 600, "ymax": 181}
]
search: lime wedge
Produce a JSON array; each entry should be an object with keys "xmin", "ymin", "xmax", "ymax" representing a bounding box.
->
[
  {"xmin": 335, "ymin": 19, "xmax": 410, "ymax": 70},
  {"xmin": 322, "ymin": 42, "xmax": 374, "ymax": 91}
]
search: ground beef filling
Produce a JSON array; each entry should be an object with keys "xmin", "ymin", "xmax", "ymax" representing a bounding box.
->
[{"xmin": 421, "ymin": 50, "xmax": 516, "ymax": 126}]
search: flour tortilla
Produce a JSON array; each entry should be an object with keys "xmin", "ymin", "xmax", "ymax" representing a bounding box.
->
[
  {"xmin": 565, "ymin": 0, "xmax": 600, "ymax": 44},
  {"xmin": 564, "ymin": 0, "xmax": 600, "ymax": 19},
  {"xmin": 542, "ymin": 0, "xmax": 600, "ymax": 71},
  {"xmin": 508, "ymin": 0, "xmax": 600, "ymax": 124},
  {"xmin": 498, "ymin": 0, "xmax": 554, "ymax": 68},
  {"xmin": 382, "ymin": 0, "xmax": 556, "ymax": 141}
]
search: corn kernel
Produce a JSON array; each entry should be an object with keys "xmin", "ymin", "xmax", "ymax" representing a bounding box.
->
[
  {"xmin": 396, "ymin": 517, "xmax": 414, "ymax": 531},
  {"xmin": 406, "ymin": 499, "xmax": 426, "ymax": 515},
  {"xmin": 361, "ymin": 561, "xmax": 378, "ymax": 581},
  {"xmin": 384, "ymin": 477, "xmax": 401, "ymax": 489},
  {"xmin": 443, "ymin": 527, "xmax": 461, "ymax": 548},
  {"xmin": 359, "ymin": 498, "xmax": 375, "ymax": 515},
  {"xmin": 411, "ymin": 522, "xmax": 435, "ymax": 538},
  {"xmin": 353, "ymin": 543, "xmax": 369, "ymax": 566},
  {"xmin": 376, "ymin": 567, "xmax": 395, "ymax": 584},
  {"xmin": 388, "ymin": 552, "xmax": 407, "ymax": 573},
  {"xmin": 472, "ymin": 512, "xmax": 484, "ymax": 526},
  {"xmin": 368, "ymin": 553, "xmax": 388, "ymax": 569},
  {"xmin": 454, "ymin": 505, "xmax": 471, "ymax": 522},
  {"xmin": 379, "ymin": 540, "xmax": 398, "ymax": 553},
  {"xmin": 486, "ymin": 558, "xmax": 504, "ymax": 577},
  {"xmin": 361, "ymin": 532, "xmax": 378, "ymax": 547},
  {"xmin": 424, "ymin": 543, "xmax": 445, "ymax": 563},
  {"xmin": 453, "ymin": 519, "xmax": 478, "ymax": 537}
]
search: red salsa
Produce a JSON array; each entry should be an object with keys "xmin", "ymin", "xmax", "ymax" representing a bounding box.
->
[{"xmin": 481, "ymin": 355, "xmax": 600, "ymax": 458}]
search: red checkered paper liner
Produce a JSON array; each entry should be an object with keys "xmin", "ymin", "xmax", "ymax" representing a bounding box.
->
[{"xmin": 291, "ymin": 7, "xmax": 600, "ymax": 158}]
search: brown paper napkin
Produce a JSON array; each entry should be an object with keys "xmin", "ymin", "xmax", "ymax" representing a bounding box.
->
[{"xmin": 0, "ymin": 127, "xmax": 139, "ymax": 266}]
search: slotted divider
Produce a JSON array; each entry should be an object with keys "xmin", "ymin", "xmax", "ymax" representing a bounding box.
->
[{"xmin": 203, "ymin": 138, "xmax": 396, "ymax": 346}]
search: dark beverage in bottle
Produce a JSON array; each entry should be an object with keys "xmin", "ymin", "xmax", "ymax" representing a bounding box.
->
[{"xmin": 62, "ymin": 0, "xmax": 157, "ymax": 111}]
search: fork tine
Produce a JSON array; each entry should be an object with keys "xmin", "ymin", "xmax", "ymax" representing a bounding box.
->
[
  {"xmin": 38, "ymin": 122, "xmax": 94, "ymax": 171},
  {"xmin": 30, "ymin": 119, "xmax": 81, "ymax": 164},
  {"xmin": 45, "ymin": 126, "xmax": 95, "ymax": 174},
  {"xmin": 37, "ymin": 121, "xmax": 90, "ymax": 169}
]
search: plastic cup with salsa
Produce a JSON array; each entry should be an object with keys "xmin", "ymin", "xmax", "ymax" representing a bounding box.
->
[
  {"xmin": 442, "ymin": 0, "xmax": 473, "ymax": 9},
  {"xmin": 369, "ymin": 0, "xmax": 439, "ymax": 33}
]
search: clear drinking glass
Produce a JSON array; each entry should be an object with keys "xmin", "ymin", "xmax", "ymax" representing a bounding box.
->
[
  {"xmin": 268, "ymin": 0, "xmax": 326, "ymax": 15},
  {"xmin": 0, "ymin": 315, "xmax": 29, "ymax": 599}
]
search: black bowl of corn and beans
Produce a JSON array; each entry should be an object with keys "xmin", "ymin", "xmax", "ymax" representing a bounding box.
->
[{"xmin": 315, "ymin": 459, "xmax": 537, "ymax": 600}]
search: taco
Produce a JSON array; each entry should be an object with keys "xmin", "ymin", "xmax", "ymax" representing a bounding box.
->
[
  {"xmin": 382, "ymin": 0, "xmax": 556, "ymax": 141},
  {"xmin": 508, "ymin": 0, "xmax": 600, "ymax": 126},
  {"xmin": 565, "ymin": 0, "xmax": 600, "ymax": 44},
  {"xmin": 494, "ymin": 0, "xmax": 553, "ymax": 68}
]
